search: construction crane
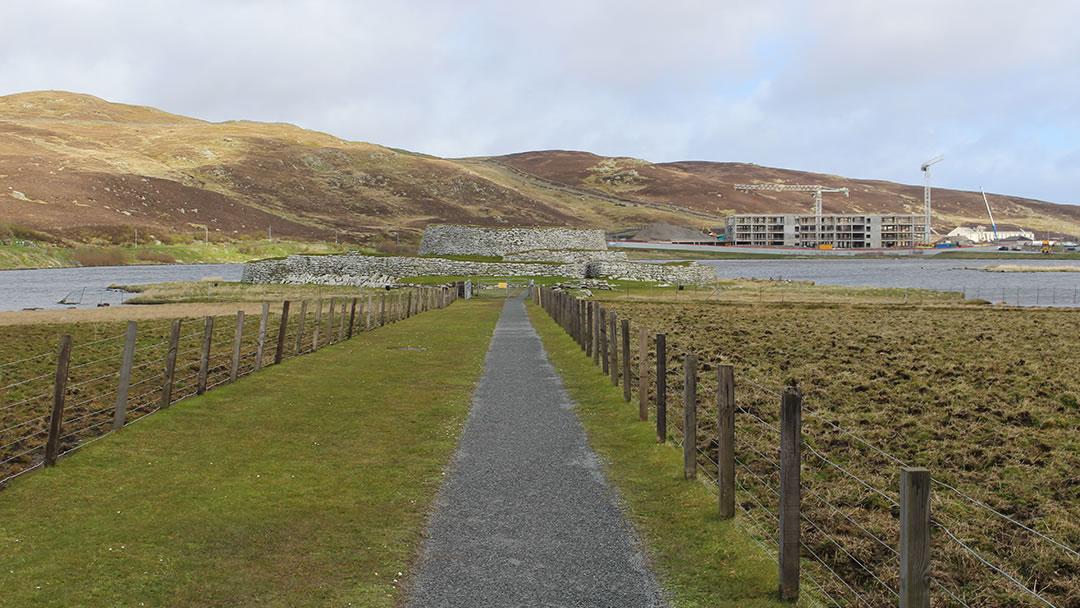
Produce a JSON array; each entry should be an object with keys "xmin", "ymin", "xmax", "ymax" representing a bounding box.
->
[
  {"xmin": 981, "ymin": 187, "xmax": 999, "ymax": 242},
  {"xmin": 732, "ymin": 183, "xmax": 850, "ymax": 225},
  {"xmin": 920, "ymin": 155, "xmax": 944, "ymax": 245}
]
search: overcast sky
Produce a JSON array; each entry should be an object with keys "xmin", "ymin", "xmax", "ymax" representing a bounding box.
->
[{"xmin": 2, "ymin": 0, "xmax": 1077, "ymax": 205}]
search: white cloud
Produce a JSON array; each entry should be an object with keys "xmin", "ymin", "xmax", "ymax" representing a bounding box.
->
[{"xmin": 0, "ymin": 0, "xmax": 1076, "ymax": 204}]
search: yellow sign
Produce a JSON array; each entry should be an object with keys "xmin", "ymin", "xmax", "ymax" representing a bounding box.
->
[{"xmin": 497, "ymin": 282, "xmax": 507, "ymax": 289}]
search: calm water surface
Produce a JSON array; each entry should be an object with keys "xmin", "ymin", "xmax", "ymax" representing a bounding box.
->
[
  {"xmin": 700, "ymin": 258, "xmax": 1080, "ymax": 307},
  {"xmin": 0, "ymin": 264, "xmax": 243, "ymax": 312}
]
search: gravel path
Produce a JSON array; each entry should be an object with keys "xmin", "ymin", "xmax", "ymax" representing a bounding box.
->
[{"xmin": 406, "ymin": 295, "xmax": 666, "ymax": 607}]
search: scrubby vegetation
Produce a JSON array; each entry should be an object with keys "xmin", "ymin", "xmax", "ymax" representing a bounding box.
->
[{"xmin": 602, "ymin": 300, "xmax": 1079, "ymax": 606}]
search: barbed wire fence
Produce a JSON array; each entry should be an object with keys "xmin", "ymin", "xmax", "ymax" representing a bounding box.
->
[
  {"xmin": 0, "ymin": 286, "xmax": 459, "ymax": 488},
  {"xmin": 534, "ymin": 285, "xmax": 1079, "ymax": 608}
]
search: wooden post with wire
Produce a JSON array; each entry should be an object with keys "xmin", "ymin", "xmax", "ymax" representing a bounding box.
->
[
  {"xmin": 609, "ymin": 311, "xmax": 618, "ymax": 387},
  {"xmin": 337, "ymin": 298, "xmax": 347, "ymax": 341},
  {"xmin": 718, "ymin": 364, "xmax": 735, "ymax": 519},
  {"xmin": 112, "ymin": 321, "xmax": 138, "ymax": 430},
  {"xmin": 599, "ymin": 307, "xmax": 608, "ymax": 375},
  {"xmin": 294, "ymin": 301, "xmax": 307, "ymax": 355},
  {"xmin": 900, "ymin": 467, "xmax": 931, "ymax": 608},
  {"xmin": 779, "ymin": 386, "xmax": 803, "ymax": 601},
  {"xmin": 638, "ymin": 326, "xmax": 649, "ymax": 421},
  {"xmin": 683, "ymin": 352, "xmax": 697, "ymax": 479},
  {"xmin": 274, "ymin": 301, "xmax": 290, "ymax": 364},
  {"xmin": 230, "ymin": 311, "xmax": 244, "ymax": 383},
  {"xmin": 348, "ymin": 297, "xmax": 358, "ymax": 339},
  {"xmin": 44, "ymin": 334, "xmax": 72, "ymax": 467},
  {"xmin": 197, "ymin": 316, "xmax": 213, "ymax": 395},
  {"xmin": 621, "ymin": 319, "xmax": 631, "ymax": 402},
  {"xmin": 160, "ymin": 319, "xmax": 182, "ymax": 410},
  {"xmin": 255, "ymin": 302, "xmax": 269, "ymax": 370},
  {"xmin": 327, "ymin": 298, "xmax": 337, "ymax": 344},
  {"xmin": 585, "ymin": 301, "xmax": 593, "ymax": 358},
  {"xmin": 313, "ymin": 299, "xmax": 323, "ymax": 351},
  {"xmin": 656, "ymin": 333, "xmax": 666, "ymax": 443}
]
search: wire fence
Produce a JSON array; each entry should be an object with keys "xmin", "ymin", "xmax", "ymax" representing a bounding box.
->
[
  {"xmin": 535, "ymin": 285, "xmax": 1080, "ymax": 608},
  {"xmin": 0, "ymin": 286, "xmax": 459, "ymax": 488}
]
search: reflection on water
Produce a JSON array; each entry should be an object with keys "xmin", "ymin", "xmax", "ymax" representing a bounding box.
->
[
  {"xmin": 699, "ymin": 258, "xmax": 1080, "ymax": 307},
  {"xmin": 0, "ymin": 264, "xmax": 243, "ymax": 312}
]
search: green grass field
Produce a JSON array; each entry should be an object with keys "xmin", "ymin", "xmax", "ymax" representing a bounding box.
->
[
  {"xmin": 0, "ymin": 300, "xmax": 502, "ymax": 607},
  {"xmin": 527, "ymin": 302, "xmax": 812, "ymax": 607}
]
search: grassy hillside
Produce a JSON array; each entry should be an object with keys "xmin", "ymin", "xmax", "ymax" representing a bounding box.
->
[
  {"xmin": 497, "ymin": 151, "xmax": 1080, "ymax": 237},
  {"xmin": 3, "ymin": 91, "xmax": 1078, "ymax": 251}
]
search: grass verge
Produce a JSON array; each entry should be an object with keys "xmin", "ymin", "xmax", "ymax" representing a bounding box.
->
[
  {"xmin": 0, "ymin": 299, "xmax": 502, "ymax": 607},
  {"xmin": 526, "ymin": 302, "xmax": 809, "ymax": 607}
]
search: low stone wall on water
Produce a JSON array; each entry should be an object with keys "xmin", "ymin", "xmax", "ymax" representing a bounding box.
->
[{"xmin": 418, "ymin": 225, "xmax": 608, "ymax": 256}]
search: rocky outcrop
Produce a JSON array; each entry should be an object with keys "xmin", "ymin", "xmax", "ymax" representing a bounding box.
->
[{"xmin": 418, "ymin": 225, "xmax": 607, "ymax": 256}]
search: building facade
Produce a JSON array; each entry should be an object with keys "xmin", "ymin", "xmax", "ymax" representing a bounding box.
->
[
  {"xmin": 946, "ymin": 226, "xmax": 1034, "ymax": 243},
  {"xmin": 725, "ymin": 214, "xmax": 928, "ymax": 249}
]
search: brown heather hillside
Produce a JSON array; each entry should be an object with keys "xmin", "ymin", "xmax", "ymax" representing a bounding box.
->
[
  {"xmin": 2, "ymin": 91, "xmax": 1078, "ymax": 247},
  {"xmin": 496, "ymin": 150, "xmax": 1080, "ymax": 237},
  {"xmin": 0, "ymin": 92, "xmax": 606, "ymax": 246}
]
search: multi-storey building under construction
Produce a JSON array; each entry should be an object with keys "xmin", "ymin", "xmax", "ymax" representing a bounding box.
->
[{"xmin": 724, "ymin": 214, "xmax": 929, "ymax": 249}]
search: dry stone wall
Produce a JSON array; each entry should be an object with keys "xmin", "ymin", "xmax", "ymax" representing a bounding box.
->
[
  {"xmin": 584, "ymin": 261, "xmax": 716, "ymax": 285},
  {"xmin": 418, "ymin": 225, "xmax": 608, "ymax": 256},
  {"xmin": 242, "ymin": 252, "xmax": 716, "ymax": 286},
  {"xmin": 242, "ymin": 252, "xmax": 582, "ymax": 286},
  {"xmin": 503, "ymin": 249, "xmax": 628, "ymax": 263}
]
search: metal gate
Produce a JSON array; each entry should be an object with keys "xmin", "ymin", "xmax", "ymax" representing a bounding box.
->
[{"xmin": 472, "ymin": 278, "xmax": 533, "ymax": 299}]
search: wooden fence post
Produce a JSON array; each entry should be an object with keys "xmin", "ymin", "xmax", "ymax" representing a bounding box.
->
[
  {"xmin": 160, "ymin": 319, "xmax": 181, "ymax": 409},
  {"xmin": 585, "ymin": 301, "xmax": 593, "ymax": 358},
  {"xmin": 294, "ymin": 301, "xmax": 307, "ymax": 355},
  {"xmin": 230, "ymin": 311, "xmax": 244, "ymax": 383},
  {"xmin": 609, "ymin": 311, "xmax": 618, "ymax": 387},
  {"xmin": 366, "ymin": 294, "xmax": 373, "ymax": 330},
  {"xmin": 348, "ymin": 297, "xmax": 358, "ymax": 339},
  {"xmin": 592, "ymin": 302, "xmax": 600, "ymax": 366},
  {"xmin": 313, "ymin": 298, "xmax": 323, "ymax": 351},
  {"xmin": 599, "ymin": 307, "xmax": 609, "ymax": 375},
  {"xmin": 255, "ymin": 301, "xmax": 269, "ymax": 370},
  {"xmin": 112, "ymin": 321, "xmax": 138, "ymax": 430},
  {"xmin": 779, "ymin": 386, "xmax": 803, "ymax": 602},
  {"xmin": 638, "ymin": 326, "xmax": 648, "ymax": 421},
  {"xmin": 44, "ymin": 334, "xmax": 72, "ymax": 467},
  {"xmin": 656, "ymin": 333, "xmax": 667, "ymax": 443},
  {"xmin": 580, "ymin": 301, "xmax": 587, "ymax": 351},
  {"xmin": 380, "ymin": 293, "xmax": 387, "ymax": 326},
  {"xmin": 718, "ymin": 364, "xmax": 735, "ymax": 519},
  {"xmin": 337, "ymin": 298, "xmax": 347, "ymax": 341},
  {"xmin": 683, "ymin": 352, "xmax": 697, "ymax": 479},
  {"xmin": 406, "ymin": 290, "xmax": 413, "ymax": 319},
  {"xmin": 900, "ymin": 467, "xmax": 931, "ymax": 608},
  {"xmin": 327, "ymin": 297, "xmax": 337, "ymax": 344},
  {"xmin": 275, "ymin": 300, "xmax": 290, "ymax": 364},
  {"xmin": 621, "ymin": 319, "xmax": 631, "ymax": 402},
  {"xmin": 197, "ymin": 316, "xmax": 214, "ymax": 395}
]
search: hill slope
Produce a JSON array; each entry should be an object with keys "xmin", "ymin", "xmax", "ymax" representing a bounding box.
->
[
  {"xmin": 2, "ymin": 91, "xmax": 1077, "ymax": 247},
  {"xmin": 495, "ymin": 151, "xmax": 1080, "ymax": 237}
]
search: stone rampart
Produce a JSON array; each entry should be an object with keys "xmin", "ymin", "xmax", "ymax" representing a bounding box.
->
[
  {"xmin": 418, "ymin": 225, "xmax": 607, "ymax": 256},
  {"xmin": 584, "ymin": 261, "xmax": 716, "ymax": 285},
  {"xmin": 241, "ymin": 252, "xmax": 582, "ymax": 286},
  {"xmin": 242, "ymin": 252, "xmax": 716, "ymax": 287},
  {"xmin": 503, "ymin": 249, "xmax": 628, "ymax": 263}
]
